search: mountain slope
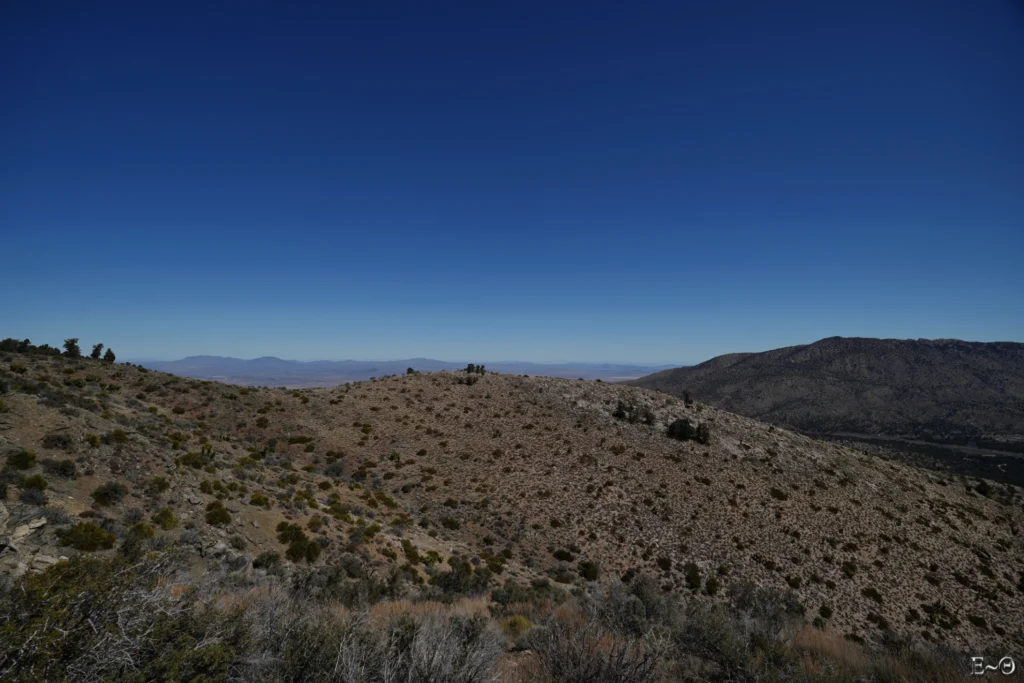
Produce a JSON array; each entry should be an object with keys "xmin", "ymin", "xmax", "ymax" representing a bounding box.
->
[
  {"xmin": 2, "ymin": 348, "xmax": 1022, "ymax": 661},
  {"xmin": 632, "ymin": 337, "xmax": 1024, "ymax": 453}
]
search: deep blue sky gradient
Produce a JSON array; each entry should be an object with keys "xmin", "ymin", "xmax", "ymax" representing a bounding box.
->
[{"xmin": 2, "ymin": 1, "xmax": 1022, "ymax": 363}]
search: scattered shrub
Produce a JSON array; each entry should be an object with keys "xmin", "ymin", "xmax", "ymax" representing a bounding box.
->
[
  {"xmin": 684, "ymin": 562, "xmax": 702, "ymax": 592},
  {"xmin": 20, "ymin": 487, "xmax": 47, "ymax": 506},
  {"xmin": 129, "ymin": 522, "xmax": 155, "ymax": 539},
  {"xmin": 42, "ymin": 458, "xmax": 77, "ymax": 479},
  {"xmin": 667, "ymin": 418, "xmax": 696, "ymax": 441},
  {"xmin": 578, "ymin": 560, "xmax": 600, "ymax": 581},
  {"xmin": 92, "ymin": 481, "xmax": 128, "ymax": 506},
  {"xmin": 205, "ymin": 501, "xmax": 231, "ymax": 526},
  {"xmin": 22, "ymin": 474, "xmax": 48, "ymax": 490},
  {"xmin": 253, "ymin": 551, "xmax": 282, "ymax": 570},
  {"xmin": 102, "ymin": 429, "xmax": 129, "ymax": 445},
  {"xmin": 152, "ymin": 508, "xmax": 179, "ymax": 530},
  {"xmin": 58, "ymin": 522, "xmax": 116, "ymax": 551},
  {"xmin": 8, "ymin": 450, "xmax": 37, "ymax": 470},
  {"xmin": 501, "ymin": 614, "xmax": 533, "ymax": 639},
  {"xmin": 42, "ymin": 433, "xmax": 74, "ymax": 451}
]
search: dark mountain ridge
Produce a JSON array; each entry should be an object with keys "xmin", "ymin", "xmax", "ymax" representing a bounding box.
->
[{"xmin": 632, "ymin": 337, "xmax": 1024, "ymax": 463}]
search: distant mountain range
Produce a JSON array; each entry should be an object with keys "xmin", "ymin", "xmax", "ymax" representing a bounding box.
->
[
  {"xmin": 140, "ymin": 356, "xmax": 675, "ymax": 387},
  {"xmin": 632, "ymin": 336, "xmax": 1024, "ymax": 458}
]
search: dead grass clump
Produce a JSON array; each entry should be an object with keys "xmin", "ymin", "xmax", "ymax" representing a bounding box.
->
[{"xmin": 533, "ymin": 606, "xmax": 666, "ymax": 683}]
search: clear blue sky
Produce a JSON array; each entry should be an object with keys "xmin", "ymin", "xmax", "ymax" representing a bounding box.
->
[{"xmin": 2, "ymin": 1, "xmax": 1022, "ymax": 364}]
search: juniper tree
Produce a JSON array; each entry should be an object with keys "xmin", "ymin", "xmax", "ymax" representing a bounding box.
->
[
  {"xmin": 63, "ymin": 338, "xmax": 82, "ymax": 358},
  {"xmin": 91, "ymin": 343, "xmax": 104, "ymax": 359},
  {"xmin": 667, "ymin": 418, "xmax": 696, "ymax": 441}
]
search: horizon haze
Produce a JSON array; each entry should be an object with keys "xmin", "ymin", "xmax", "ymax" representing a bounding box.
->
[{"xmin": 137, "ymin": 354, "xmax": 678, "ymax": 386}]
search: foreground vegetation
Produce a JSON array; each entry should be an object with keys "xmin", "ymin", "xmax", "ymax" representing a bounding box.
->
[{"xmin": 0, "ymin": 549, "xmax": 977, "ymax": 683}]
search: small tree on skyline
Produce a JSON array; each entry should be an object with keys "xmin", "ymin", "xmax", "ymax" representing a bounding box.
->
[
  {"xmin": 103, "ymin": 348, "xmax": 116, "ymax": 363},
  {"xmin": 91, "ymin": 343, "xmax": 104, "ymax": 359},
  {"xmin": 63, "ymin": 338, "xmax": 81, "ymax": 358}
]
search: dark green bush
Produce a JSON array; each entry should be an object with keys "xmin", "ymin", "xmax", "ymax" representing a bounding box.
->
[
  {"xmin": 129, "ymin": 522, "xmax": 155, "ymax": 539},
  {"xmin": 431, "ymin": 556, "xmax": 492, "ymax": 594},
  {"xmin": 102, "ymin": 429, "xmax": 128, "ymax": 445},
  {"xmin": 42, "ymin": 458, "xmax": 77, "ymax": 479},
  {"xmin": 667, "ymin": 418, "xmax": 696, "ymax": 441},
  {"xmin": 205, "ymin": 501, "xmax": 231, "ymax": 526},
  {"xmin": 253, "ymin": 551, "xmax": 282, "ymax": 569},
  {"xmin": 178, "ymin": 451, "xmax": 205, "ymax": 468},
  {"xmin": 152, "ymin": 508, "xmax": 179, "ymax": 530},
  {"xmin": 285, "ymin": 537, "xmax": 321, "ymax": 563},
  {"xmin": 20, "ymin": 486, "xmax": 47, "ymax": 506},
  {"xmin": 58, "ymin": 522, "xmax": 117, "ymax": 551},
  {"xmin": 578, "ymin": 560, "xmax": 600, "ymax": 581},
  {"xmin": 8, "ymin": 450, "xmax": 37, "ymax": 470},
  {"xmin": 41, "ymin": 433, "xmax": 74, "ymax": 451},
  {"xmin": 92, "ymin": 481, "xmax": 128, "ymax": 506},
  {"xmin": 276, "ymin": 523, "xmax": 320, "ymax": 563},
  {"xmin": 684, "ymin": 562, "xmax": 702, "ymax": 592},
  {"xmin": 22, "ymin": 474, "xmax": 47, "ymax": 490}
]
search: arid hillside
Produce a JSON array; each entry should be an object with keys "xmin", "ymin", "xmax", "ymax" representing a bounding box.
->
[
  {"xmin": 632, "ymin": 337, "xmax": 1024, "ymax": 455},
  {"xmin": 2, "ymin": 346, "xmax": 1024, "ymax": 680}
]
